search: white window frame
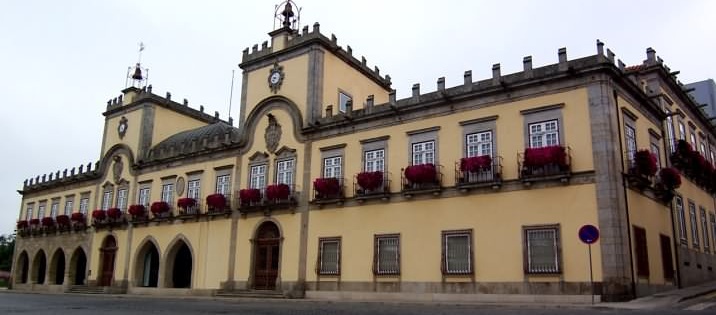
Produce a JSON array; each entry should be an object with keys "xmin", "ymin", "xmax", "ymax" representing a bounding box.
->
[
  {"xmin": 678, "ymin": 122, "xmax": 685, "ymax": 140},
  {"xmin": 690, "ymin": 131, "xmax": 697, "ymax": 150},
  {"xmin": 276, "ymin": 159, "xmax": 295, "ymax": 186},
  {"xmin": 318, "ymin": 238, "xmax": 341, "ymax": 275},
  {"xmin": 25, "ymin": 206, "xmax": 33, "ymax": 220},
  {"xmin": 374, "ymin": 234, "xmax": 400, "ymax": 275},
  {"xmin": 64, "ymin": 199, "xmax": 73, "ymax": 215},
  {"xmin": 50, "ymin": 202, "xmax": 59, "ymax": 218},
  {"xmin": 216, "ymin": 174, "xmax": 231, "ymax": 195},
  {"xmin": 411, "ymin": 141, "xmax": 435, "ymax": 165},
  {"xmin": 442, "ymin": 230, "xmax": 472, "ymax": 275},
  {"xmin": 466, "ymin": 131, "xmax": 493, "ymax": 158},
  {"xmin": 249, "ymin": 165, "xmax": 267, "ymax": 190},
  {"xmin": 79, "ymin": 197, "xmax": 89, "ymax": 215},
  {"xmin": 38, "ymin": 205, "xmax": 46, "ymax": 219},
  {"xmin": 525, "ymin": 227, "xmax": 561, "ymax": 274},
  {"xmin": 138, "ymin": 187, "xmax": 151, "ymax": 207},
  {"xmin": 625, "ymin": 125, "xmax": 637, "ymax": 162},
  {"xmin": 161, "ymin": 183, "xmax": 174, "ymax": 204},
  {"xmin": 116, "ymin": 188, "xmax": 128, "ymax": 210},
  {"xmin": 364, "ymin": 149, "xmax": 385, "ymax": 172},
  {"xmin": 528, "ymin": 120, "xmax": 559, "ymax": 148},
  {"xmin": 665, "ymin": 111, "xmax": 675, "ymax": 152},
  {"xmin": 676, "ymin": 197, "xmax": 687, "ymax": 244},
  {"xmin": 323, "ymin": 156, "xmax": 342, "ymax": 178},
  {"xmin": 187, "ymin": 179, "xmax": 201, "ymax": 200},
  {"xmin": 338, "ymin": 91, "xmax": 351, "ymax": 113},
  {"xmin": 102, "ymin": 190, "xmax": 113, "ymax": 210},
  {"xmin": 689, "ymin": 202, "xmax": 699, "ymax": 248}
]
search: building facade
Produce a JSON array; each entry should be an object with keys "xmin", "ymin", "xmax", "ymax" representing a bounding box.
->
[
  {"xmin": 10, "ymin": 5, "xmax": 716, "ymax": 302},
  {"xmin": 685, "ymin": 79, "xmax": 716, "ymax": 119}
]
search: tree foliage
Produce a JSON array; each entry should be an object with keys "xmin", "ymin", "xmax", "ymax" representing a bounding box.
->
[{"xmin": 0, "ymin": 234, "xmax": 15, "ymax": 271}]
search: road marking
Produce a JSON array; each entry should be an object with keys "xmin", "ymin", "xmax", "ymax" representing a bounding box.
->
[{"xmin": 684, "ymin": 302, "xmax": 716, "ymax": 311}]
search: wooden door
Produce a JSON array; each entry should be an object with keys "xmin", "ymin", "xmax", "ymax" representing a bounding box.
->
[
  {"xmin": 99, "ymin": 236, "xmax": 117, "ymax": 286},
  {"xmin": 253, "ymin": 222, "xmax": 280, "ymax": 290}
]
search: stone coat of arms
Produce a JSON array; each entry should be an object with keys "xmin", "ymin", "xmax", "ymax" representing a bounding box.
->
[{"xmin": 264, "ymin": 114, "xmax": 282, "ymax": 153}]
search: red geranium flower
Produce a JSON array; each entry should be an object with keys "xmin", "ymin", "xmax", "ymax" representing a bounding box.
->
[
  {"xmin": 92, "ymin": 209, "xmax": 106, "ymax": 220},
  {"xmin": 107, "ymin": 208, "xmax": 122, "ymax": 219},
  {"xmin": 206, "ymin": 194, "xmax": 227, "ymax": 209},
  {"xmin": 357, "ymin": 171, "xmax": 383, "ymax": 190},
  {"xmin": 128, "ymin": 204, "xmax": 146, "ymax": 216},
  {"xmin": 150, "ymin": 201, "xmax": 170, "ymax": 214},
  {"xmin": 177, "ymin": 198, "xmax": 196, "ymax": 209},
  {"xmin": 266, "ymin": 184, "xmax": 290, "ymax": 200}
]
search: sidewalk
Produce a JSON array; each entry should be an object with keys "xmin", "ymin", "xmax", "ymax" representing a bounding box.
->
[{"xmin": 601, "ymin": 281, "xmax": 716, "ymax": 310}]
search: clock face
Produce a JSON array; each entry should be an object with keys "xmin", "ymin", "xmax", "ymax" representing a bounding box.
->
[
  {"xmin": 118, "ymin": 117, "xmax": 128, "ymax": 138},
  {"xmin": 268, "ymin": 63, "xmax": 284, "ymax": 93},
  {"xmin": 270, "ymin": 72, "xmax": 281, "ymax": 85}
]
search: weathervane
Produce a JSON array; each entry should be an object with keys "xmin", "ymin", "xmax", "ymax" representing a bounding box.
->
[
  {"xmin": 273, "ymin": 1, "xmax": 301, "ymax": 31},
  {"xmin": 125, "ymin": 42, "xmax": 149, "ymax": 88}
]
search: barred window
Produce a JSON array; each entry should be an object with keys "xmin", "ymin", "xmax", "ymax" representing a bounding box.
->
[
  {"xmin": 374, "ymin": 234, "xmax": 400, "ymax": 275},
  {"xmin": 442, "ymin": 230, "xmax": 472, "ymax": 275},
  {"xmin": 318, "ymin": 238, "xmax": 341, "ymax": 275},
  {"xmin": 524, "ymin": 226, "xmax": 561, "ymax": 274},
  {"xmin": 528, "ymin": 120, "xmax": 559, "ymax": 148}
]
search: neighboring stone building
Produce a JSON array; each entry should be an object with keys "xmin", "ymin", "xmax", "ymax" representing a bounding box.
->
[
  {"xmin": 10, "ymin": 2, "xmax": 716, "ymax": 302},
  {"xmin": 685, "ymin": 79, "xmax": 716, "ymax": 118}
]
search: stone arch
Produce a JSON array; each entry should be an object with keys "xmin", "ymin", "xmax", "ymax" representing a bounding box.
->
[
  {"xmin": 133, "ymin": 236, "xmax": 161, "ymax": 288},
  {"xmin": 163, "ymin": 235, "xmax": 194, "ymax": 288},
  {"xmin": 98, "ymin": 235, "xmax": 118, "ymax": 286},
  {"xmin": 48, "ymin": 248, "xmax": 66, "ymax": 285},
  {"xmin": 99, "ymin": 144, "xmax": 138, "ymax": 177},
  {"xmin": 31, "ymin": 249, "xmax": 47, "ymax": 284},
  {"xmin": 251, "ymin": 220, "xmax": 283, "ymax": 290},
  {"xmin": 14, "ymin": 251, "xmax": 29, "ymax": 284},
  {"xmin": 239, "ymin": 96, "xmax": 306, "ymax": 155},
  {"xmin": 69, "ymin": 247, "xmax": 88, "ymax": 285}
]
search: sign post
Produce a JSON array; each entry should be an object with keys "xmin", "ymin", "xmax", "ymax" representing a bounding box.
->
[{"xmin": 578, "ymin": 224, "xmax": 600, "ymax": 304}]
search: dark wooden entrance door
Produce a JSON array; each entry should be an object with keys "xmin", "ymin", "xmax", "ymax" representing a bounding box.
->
[
  {"xmin": 253, "ymin": 222, "xmax": 280, "ymax": 290},
  {"xmin": 99, "ymin": 236, "xmax": 117, "ymax": 286}
]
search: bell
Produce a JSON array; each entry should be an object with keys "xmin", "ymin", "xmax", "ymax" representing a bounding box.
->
[
  {"xmin": 131, "ymin": 63, "xmax": 143, "ymax": 80},
  {"xmin": 281, "ymin": 2, "xmax": 294, "ymax": 27}
]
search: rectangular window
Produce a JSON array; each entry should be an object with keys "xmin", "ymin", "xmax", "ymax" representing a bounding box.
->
[
  {"xmin": 364, "ymin": 149, "xmax": 385, "ymax": 172},
  {"xmin": 711, "ymin": 149, "xmax": 716, "ymax": 164},
  {"xmin": 25, "ymin": 206, "xmax": 33, "ymax": 220},
  {"xmin": 650, "ymin": 143, "xmax": 661, "ymax": 167},
  {"xmin": 412, "ymin": 141, "xmax": 435, "ymax": 165},
  {"xmin": 690, "ymin": 131, "xmax": 697, "ymax": 150},
  {"xmin": 711, "ymin": 213, "xmax": 716, "ymax": 253},
  {"xmin": 665, "ymin": 111, "xmax": 675, "ymax": 152},
  {"xmin": 187, "ymin": 179, "xmax": 201, "ymax": 200},
  {"xmin": 216, "ymin": 174, "xmax": 231, "ymax": 195},
  {"xmin": 701, "ymin": 208, "xmax": 709, "ymax": 252},
  {"xmin": 161, "ymin": 183, "xmax": 174, "ymax": 204},
  {"xmin": 116, "ymin": 188, "xmax": 128, "ymax": 210},
  {"xmin": 676, "ymin": 197, "xmax": 687, "ymax": 244},
  {"xmin": 38, "ymin": 205, "xmax": 46, "ymax": 218},
  {"xmin": 323, "ymin": 156, "xmax": 342, "ymax": 178},
  {"xmin": 50, "ymin": 202, "xmax": 59, "ymax": 218},
  {"xmin": 689, "ymin": 202, "xmax": 699, "ymax": 249},
  {"xmin": 276, "ymin": 159, "xmax": 295, "ymax": 185},
  {"xmin": 374, "ymin": 234, "xmax": 400, "ymax": 275},
  {"xmin": 138, "ymin": 187, "xmax": 151, "ymax": 206},
  {"xmin": 660, "ymin": 234, "xmax": 675, "ymax": 280},
  {"xmin": 625, "ymin": 125, "xmax": 637, "ymax": 162},
  {"xmin": 102, "ymin": 190, "xmax": 113, "ymax": 210},
  {"xmin": 528, "ymin": 120, "xmax": 559, "ymax": 148},
  {"xmin": 79, "ymin": 198, "xmax": 89, "ymax": 215},
  {"xmin": 678, "ymin": 122, "xmax": 685, "ymax": 140},
  {"xmin": 524, "ymin": 226, "xmax": 561, "ymax": 274},
  {"xmin": 634, "ymin": 226, "xmax": 650, "ymax": 277},
  {"xmin": 442, "ymin": 230, "xmax": 472, "ymax": 275},
  {"xmin": 466, "ymin": 131, "xmax": 493, "ymax": 158},
  {"xmin": 64, "ymin": 200, "xmax": 73, "ymax": 215},
  {"xmin": 317, "ymin": 238, "xmax": 341, "ymax": 275},
  {"xmin": 700, "ymin": 142, "xmax": 707, "ymax": 156},
  {"xmin": 338, "ymin": 92, "xmax": 351, "ymax": 113},
  {"xmin": 250, "ymin": 165, "xmax": 267, "ymax": 189}
]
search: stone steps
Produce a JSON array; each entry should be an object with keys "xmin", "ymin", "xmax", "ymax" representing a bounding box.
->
[
  {"xmin": 215, "ymin": 290, "xmax": 285, "ymax": 299},
  {"xmin": 68, "ymin": 285, "xmax": 107, "ymax": 294}
]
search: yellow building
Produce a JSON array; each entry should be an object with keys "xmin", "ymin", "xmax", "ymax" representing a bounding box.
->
[{"xmin": 10, "ymin": 3, "xmax": 716, "ymax": 302}]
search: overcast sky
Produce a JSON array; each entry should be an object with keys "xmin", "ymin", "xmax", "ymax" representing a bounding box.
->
[{"xmin": 0, "ymin": 0, "xmax": 714, "ymax": 235}]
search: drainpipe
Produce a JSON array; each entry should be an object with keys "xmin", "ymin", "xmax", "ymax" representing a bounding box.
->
[{"xmin": 613, "ymin": 88, "xmax": 638, "ymax": 299}]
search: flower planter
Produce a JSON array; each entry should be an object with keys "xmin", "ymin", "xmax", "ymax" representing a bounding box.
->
[
  {"xmin": 460, "ymin": 155, "xmax": 492, "ymax": 173},
  {"xmin": 107, "ymin": 208, "xmax": 122, "ymax": 220},
  {"xmin": 17, "ymin": 220, "xmax": 29, "ymax": 229},
  {"xmin": 314, "ymin": 178, "xmax": 341, "ymax": 198},
  {"xmin": 128, "ymin": 204, "xmax": 146, "ymax": 217},
  {"xmin": 177, "ymin": 198, "xmax": 197, "ymax": 209},
  {"xmin": 41, "ymin": 217, "xmax": 55, "ymax": 227},
  {"xmin": 206, "ymin": 194, "xmax": 227, "ymax": 211},
  {"xmin": 632, "ymin": 150, "xmax": 658, "ymax": 177},
  {"xmin": 404, "ymin": 164, "xmax": 437, "ymax": 184},
  {"xmin": 30, "ymin": 218, "xmax": 40, "ymax": 226},
  {"xmin": 150, "ymin": 201, "xmax": 170, "ymax": 217},
  {"xmin": 266, "ymin": 184, "xmax": 290, "ymax": 200},
  {"xmin": 56, "ymin": 215, "xmax": 71, "ymax": 227},
  {"xmin": 239, "ymin": 189, "xmax": 262, "ymax": 204},
  {"xmin": 659, "ymin": 167, "xmax": 682, "ymax": 190},
  {"xmin": 523, "ymin": 146, "xmax": 566, "ymax": 168},
  {"xmin": 357, "ymin": 171, "xmax": 383, "ymax": 191},
  {"xmin": 92, "ymin": 209, "xmax": 106, "ymax": 221},
  {"xmin": 70, "ymin": 212, "xmax": 85, "ymax": 223}
]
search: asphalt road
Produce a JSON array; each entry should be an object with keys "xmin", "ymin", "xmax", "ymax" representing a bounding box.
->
[{"xmin": 0, "ymin": 291, "xmax": 714, "ymax": 314}]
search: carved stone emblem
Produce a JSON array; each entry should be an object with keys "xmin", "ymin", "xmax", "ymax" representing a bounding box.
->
[
  {"xmin": 176, "ymin": 177, "xmax": 185, "ymax": 196},
  {"xmin": 112, "ymin": 156, "xmax": 123, "ymax": 184},
  {"xmin": 264, "ymin": 114, "xmax": 282, "ymax": 154}
]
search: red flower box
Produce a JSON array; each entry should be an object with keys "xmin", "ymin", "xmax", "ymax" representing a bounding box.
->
[
  {"xmin": 314, "ymin": 178, "xmax": 341, "ymax": 196},
  {"xmin": 71, "ymin": 212, "xmax": 85, "ymax": 222},
  {"xmin": 659, "ymin": 167, "xmax": 682, "ymax": 190},
  {"xmin": 177, "ymin": 198, "xmax": 197, "ymax": 209},
  {"xmin": 404, "ymin": 164, "xmax": 437, "ymax": 183},
  {"xmin": 30, "ymin": 218, "xmax": 40, "ymax": 226},
  {"xmin": 523, "ymin": 146, "xmax": 566, "ymax": 168},
  {"xmin": 56, "ymin": 215, "xmax": 70, "ymax": 226},
  {"xmin": 206, "ymin": 194, "xmax": 227, "ymax": 209},
  {"xmin": 240, "ymin": 189, "xmax": 262, "ymax": 204},
  {"xmin": 92, "ymin": 209, "xmax": 106, "ymax": 220},
  {"xmin": 17, "ymin": 220, "xmax": 28, "ymax": 229},
  {"xmin": 128, "ymin": 204, "xmax": 146, "ymax": 216},
  {"xmin": 357, "ymin": 171, "xmax": 383, "ymax": 190},
  {"xmin": 150, "ymin": 201, "xmax": 170, "ymax": 214},
  {"xmin": 633, "ymin": 150, "xmax": 658, "ymax": 177},
  {"xmin": 460, "ymin": 155, "xmax": 492, "ymax": 173},
  {"xmin": 107, "ymin": 208, "xmax": 122, "ymax": 219},
  {"xmin": 41, "ymin": 217, "xmax": 55, "ymax": 227},
  {"xmin": 266, "ymin": 184, "xmax": 290, "ymax": 200}
]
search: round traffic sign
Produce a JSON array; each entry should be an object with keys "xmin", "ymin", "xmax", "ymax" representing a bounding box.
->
[{"xmin": 579, "ymin": 225, "xmax": 600, "ymax": 244}]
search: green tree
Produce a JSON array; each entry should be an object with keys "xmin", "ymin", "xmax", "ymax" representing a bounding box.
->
[{"xmin": 0, "ymin": 234, "xmax": 15, "ymax": 271}]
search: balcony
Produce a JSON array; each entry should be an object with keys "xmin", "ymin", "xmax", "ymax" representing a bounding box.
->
[
  {"xmin": 264, "ymin": 184, "xmax": 298, "ymax": 210},
  {"xmin": 206, "ymin": 193, "xmax": 231, "ymax": 215},
  {"xmin": 518, "ymin": 146, "xmax": 571, "ymax": 184},
  {"xmin": 312, "ymin": 177, "xmax": 346, "ymax": 205},
  {"xmin": 238, "ymin": 188, "xmax": 264, "ymax": 213},
  {"xmin": 354, "ymin": 171, "xmax": 391, "ymax": 201},
  {"xmin": 455, "ymin": 156, "xmax": 503, "ymax": 190},
  {"xmin": 93, "ymin": 208, "xmax": 127, "ymax": 229},
  {"xmin": 401, "ymin": 164, "xmax": 443, "ymax": 197},
  {"xmin": 177, "ymin": 198, "xmax": 201, "ymax": 218}
]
